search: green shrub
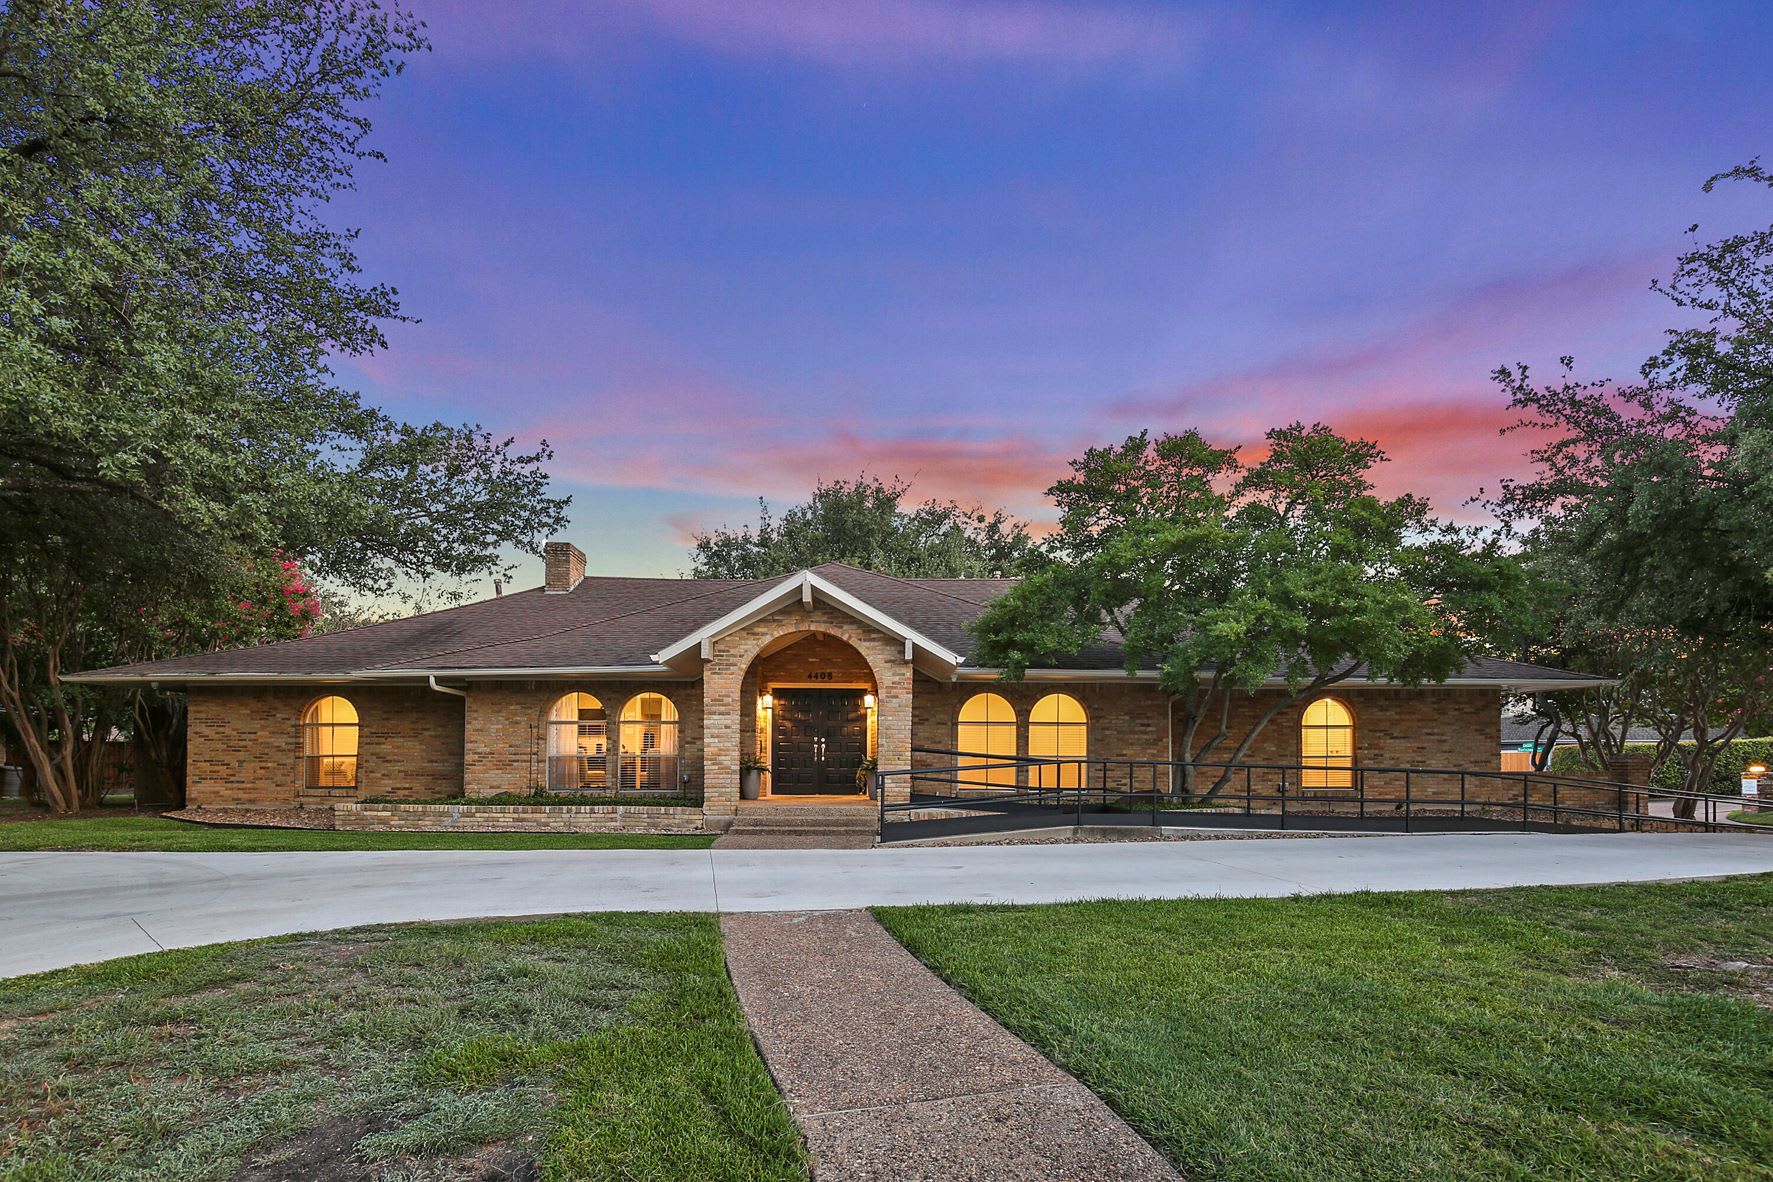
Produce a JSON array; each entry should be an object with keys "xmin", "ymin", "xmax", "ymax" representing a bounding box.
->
[{"xmin": 1547, "ymin": 738, "xmax": 1773, "ymax": 794}]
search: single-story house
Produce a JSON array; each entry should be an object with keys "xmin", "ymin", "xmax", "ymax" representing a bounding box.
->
[{"xmin": 71, "ymin": 542, "xmax": 1606, "ymax": 823}]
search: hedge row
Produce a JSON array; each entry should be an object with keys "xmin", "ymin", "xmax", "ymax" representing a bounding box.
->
[{"xmin": 1547, "ymin": 739, "xmax": 1773, "ymax": 795}]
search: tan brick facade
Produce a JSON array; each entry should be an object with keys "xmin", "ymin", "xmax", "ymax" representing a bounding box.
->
[
  {"xmin": 183, "ymin": 616, "xmax": 1508, "ymax": 819},
  {"xmin": 461, "ymin": 679, "xmax": 703, "ymax": 797},
  {"xmin": 187, "ymin": 685, "xmax": 464, "ymax": 808},
  {"xmin": 912, "ymin": 679, "xmax": 1500, "ymax": 789}
]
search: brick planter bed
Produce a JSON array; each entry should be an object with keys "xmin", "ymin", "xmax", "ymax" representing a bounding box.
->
[{"xmin": 335, "ymin": 800, "xmax": 709, "ymax": 834}]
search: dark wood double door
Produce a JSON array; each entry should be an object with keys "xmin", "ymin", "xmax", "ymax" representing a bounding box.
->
[{"xmin": 771, "ymin": 688, "xmax": 868, "ymax": 795}]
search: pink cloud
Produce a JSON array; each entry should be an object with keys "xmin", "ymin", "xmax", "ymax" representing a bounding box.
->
[
  {"xmin": 1317, "ymin": 397, "xmax": 1551, "ymax": 520},
  {"xmin": 1115, "ymin": 255, "xmax": 1663, "ymax": 428},
  {"xmin": 554, "ymin": 426, "xmax": 1073, "ymax": 517}
]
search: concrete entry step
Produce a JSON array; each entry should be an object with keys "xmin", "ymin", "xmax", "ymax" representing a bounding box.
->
[{"xmin": 729, "ymin": 798, "xmax": 880, "ymax": 835}]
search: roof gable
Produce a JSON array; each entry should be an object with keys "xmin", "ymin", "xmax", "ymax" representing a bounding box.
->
[{"xmin": 649, "ymin": 568, "xmax": 965, "ymax": 672}]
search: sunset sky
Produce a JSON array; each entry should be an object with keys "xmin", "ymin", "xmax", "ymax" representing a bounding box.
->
[{"xmin": 329, "ymin": 1, "xmax": 1773, "ymax": 585}]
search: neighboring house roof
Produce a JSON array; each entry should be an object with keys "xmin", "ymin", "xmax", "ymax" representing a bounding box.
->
[
  {"xmin": 1501, "ymin": 712, "xmax": 1666, "ymax": 748},
  {"xmin": 67, "ymin": 561, "xmax": 1611, "ymax": 689}
]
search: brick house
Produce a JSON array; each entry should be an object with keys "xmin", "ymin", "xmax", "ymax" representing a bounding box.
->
[{"xmin": 74, "ymin": 542, "xmax": 1602, "ymax": 824}]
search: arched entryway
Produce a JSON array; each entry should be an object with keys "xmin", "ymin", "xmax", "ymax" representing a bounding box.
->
[{"xmin": 742, "ymin": 630, "xmax": 878, "ymax": 796}]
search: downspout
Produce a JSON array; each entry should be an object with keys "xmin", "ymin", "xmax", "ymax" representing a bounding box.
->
[{"xmin": 426, "ymin": 675, "xmax": 467, "ymax": 699}]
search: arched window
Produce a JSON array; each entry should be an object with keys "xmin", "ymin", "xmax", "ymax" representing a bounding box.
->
[
  {"xmin": 620, "ymin": 693, "xmax": 679, "ymax": 794},
  {"xmin": 303, "ymin": 696, "xmax": 358, "ymax": 789},
  {"xmin": 956, "ymin": 692, "xmax": 1017, "ymax": 790},
  {"xmin": 1028, "ymin": 693, "xmax": 1087, "ymax": 790},
  {"xmin": 547, "ymin": 692, "xmax": 608, "ymax": 792},
  {"xmin": 1300, "ymin": 697, "xmax": 1355, "ymax": 790}
]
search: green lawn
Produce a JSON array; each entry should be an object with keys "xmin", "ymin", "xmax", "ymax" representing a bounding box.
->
[
  {"xmin": 0, "ymin": 815, "xmax": 714, "ymax": 851},
  {"xmin": 878, "ymin": 877, "xmax": 1773, "ymax": 1182},
  {"xmin": 1730, "ymin": 809, "xmax": 1773, "ymax": 826},
  {"xmin": 0, "ymin": 915, "xmax": 804, "ymax": 1182}
]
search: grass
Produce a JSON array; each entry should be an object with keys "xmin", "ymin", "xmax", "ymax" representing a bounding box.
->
[
  {"xmin": 1730, "ymin": 809, "xmax": 1773, "ymax": 826},
  {"xmin": 0, "ymin": 914, "xmax": 805, "ymax": 1181},
  {"xmin": 878, "ymin": 876, "xmax": 1773, "ymax": 1182},
  {"xmin": 0, "ymin": 815, "xmax": 714, "ymax": 851}
]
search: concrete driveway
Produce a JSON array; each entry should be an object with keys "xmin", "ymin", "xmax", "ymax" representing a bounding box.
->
[{"xmin": 3, "ymin": 831, "xmax": 1771, "ymax": 979}]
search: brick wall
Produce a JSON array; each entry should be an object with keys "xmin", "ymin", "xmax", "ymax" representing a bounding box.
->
[
  {"xmin": 187, "ymin": 685, "xmax": 464, "ymax": 808},
  {"xmin": 334, "ymin": 800, "xmax": 706, "ymax": 833},
  {"xmin": 704, "ymin": 602, "xmax": 914, "ymax": 813},
  {"xmin": 910, "ymin": 679, "xmax": 1501, "ymax": 790},
  {"xmin": 185, "ymin": 664, "xmax": 1507, "ymax": 814},
  {"xmin": 462, "ymin": 680, "xmax": 703, "ymax": 798}
]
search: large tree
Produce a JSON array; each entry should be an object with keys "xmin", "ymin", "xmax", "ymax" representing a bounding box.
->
[
  {"xmin": 1491, "ymin": 162, "xmax": 1773, "ymax": 808},
  {"xmin": 690, "ymin": 475, "xmax": 1033, "ymax": 579},
  {"xmin": 0, "ymin": 1, "xmax": 568, "ymax": 811},
  {"xmin": 971, "ymin": 425, "xmax": 1520, "ymax": 797}
]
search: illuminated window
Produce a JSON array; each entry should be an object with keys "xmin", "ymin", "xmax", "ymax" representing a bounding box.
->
[
  {"xmin": 302, "ymin": 696, "xmax": 358, "ymax": 788},
  {"xmin": 619, "ymin": 693, "xmax": 679, "ymax": 793},
  {"xmin": 1300, "ymin": 697, "xmax": 1355, "ymax": 790},
  {"xmin": 1028, "ymin": 693, "xmax": 1087, "ymax": 790},
  {"xmin": 956, "ymin": 692, "xmax": 1017, "ymax": 790},
  {"xmin": 547, "ymin": 692, "xmax": 608, "ymax": 792}
]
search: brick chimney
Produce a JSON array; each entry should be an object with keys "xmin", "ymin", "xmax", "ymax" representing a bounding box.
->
[{"xmin": 543, "ymin": 541, "xmax": 586, "ymax": 593}]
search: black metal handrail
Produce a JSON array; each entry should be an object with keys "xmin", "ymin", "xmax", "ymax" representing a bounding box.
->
[{"xmin": 872, "ymin": 748, "xmax": 1767, "ymax": 837}]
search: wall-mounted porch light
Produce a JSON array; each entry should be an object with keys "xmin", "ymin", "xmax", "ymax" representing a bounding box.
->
[
  {"xmin": 760, "ymin": 692, "xmax": 773, "ymax": 710},
  {"xmin": 863, "ymin": 693, "xmax": 877, "ymax": 709}
]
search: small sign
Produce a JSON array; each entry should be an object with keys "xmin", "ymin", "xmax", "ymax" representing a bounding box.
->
[{"xmin": 1743, "ymin": 777, "xmax": 1760, "ymax": 797}]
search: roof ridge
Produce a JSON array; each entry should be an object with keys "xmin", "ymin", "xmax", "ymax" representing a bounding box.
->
[{"xmin": 365, "ymin": 576, "xmax": 775, "ymax": 670}]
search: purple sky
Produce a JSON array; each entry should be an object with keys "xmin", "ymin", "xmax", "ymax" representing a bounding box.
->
[{"xmin": 328, "ymin": 1, "xmax": 1773, "ymax": 586}]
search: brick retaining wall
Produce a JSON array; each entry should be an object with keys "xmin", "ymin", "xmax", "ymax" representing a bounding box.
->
[{"xmin": 334, "ymin": 800, "xmax": 710, "ymax": 833}]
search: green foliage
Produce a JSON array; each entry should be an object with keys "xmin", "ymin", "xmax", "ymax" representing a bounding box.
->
[
  {"xmin": 690, "ymin": 474, "xmax": 1032, "ymax": 578},
  {"xmin": 0, "ymin": 1, "xmax": 569, "ymax": 810},
  {"xmin": 971, "ymin": 424, "xmax": 1521, "ymax": 793},
  {"xmin": 0, "ymin": 916, "xmax": 804, "ymax": 1180},
  {"xmin": 1492, "ymin": 163, "xmax": 1773, "ymax": 797},
  {"xmin": 878, "ymin": 877, "xmax": 1773, "ymax": 1182},
  {"xmin": 1549, "ymin": 739, "xmax": 1773, "ymax": 795}
]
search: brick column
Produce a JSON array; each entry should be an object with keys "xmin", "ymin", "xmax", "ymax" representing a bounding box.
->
[
  {"xmin": 702, "ymin": 649, "xmax": 744, "ymax": 819},
  {"xmin": 875, "ymin": 662, "xmax": 913, "ymax": 805},
  {"xmin": 1610, "ymin": 752, "xmax": 1655, "ymax": 815}
]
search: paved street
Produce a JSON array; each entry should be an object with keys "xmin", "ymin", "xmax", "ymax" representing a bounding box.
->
[{"xmin": 3, "ymin": 831, "xmax": 1771, "ymax": 978}]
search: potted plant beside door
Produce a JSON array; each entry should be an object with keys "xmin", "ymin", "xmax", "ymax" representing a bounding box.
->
[{"xmin": 740, "ymin": 756, "xmax": 769, "ymax": 801}]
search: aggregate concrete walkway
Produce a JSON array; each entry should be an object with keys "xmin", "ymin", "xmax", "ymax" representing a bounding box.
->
[
  {"xmin": 3, "ymin": 831, "xmax": 1772, "ymax": 978},
  {"xmin": 723, "ymin": 910, "xmax": 1182, "ymax": 1181}
]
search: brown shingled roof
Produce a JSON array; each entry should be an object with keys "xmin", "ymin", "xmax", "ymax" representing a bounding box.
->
[{"xmin": 69, "ymin": 561, "xmax": 1608, "ymax": 688}]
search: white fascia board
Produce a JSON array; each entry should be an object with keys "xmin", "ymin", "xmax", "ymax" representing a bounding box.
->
[
  {"xmin": 60, "ymin": 672, "xmax": 380, "ymax": 686},
  {"xmin": 649, "ymin": 570, "xmax": 964, "ymax": 667},
  {"xmin": 951, "ymin": 668, "xmax": 1618, "ymax": 690},
  {"xmin": 951, "ymin": 667, "xmax": 1159, "ymax": 682},
  {"xmin": 360, "ymin": 665, "xmax": 685, "ymax": 680},
  {"xmin": 65, "ymin": 665, "xmax": 693, "ymax": 686}
]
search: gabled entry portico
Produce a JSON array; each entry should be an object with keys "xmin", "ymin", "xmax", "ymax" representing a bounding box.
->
[{"xmin": 667, "ymin": 571, "xmax": 933, "ymax": 818}]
